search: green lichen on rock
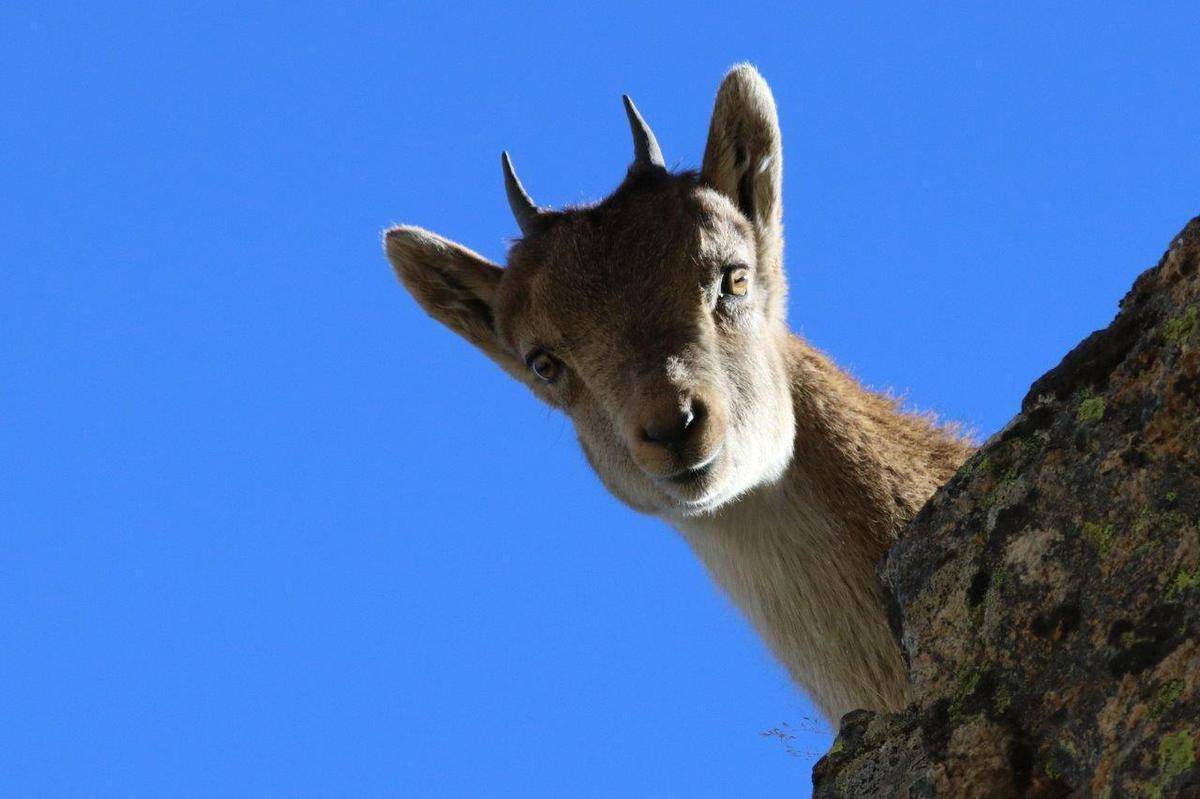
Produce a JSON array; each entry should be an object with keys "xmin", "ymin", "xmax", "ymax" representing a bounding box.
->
[
  {"xmin": 1150, "ymin": 680, "xmax": 1185, "ymax": 719},
  {"xmin": 1083, "ymin": 520, "xmax": 1115, "ymax": 557},
  {"xmin": 949, "ymin": 668, "xmax": 983, "ymax": 721},
  {"xmin": 1159, "ymin": 731, "xmax": 1195, "ymax": 778},
  {"xmin": 812, "ymin": 217, "xmax": 1200, "ymax": 798},
  {"xmin": 1164, "ymin": 305, "xmax": 1197, "ymax": 344},
  {"xmin": 993, "ymin": 682, "xmax": 1013, "ymax": 714},
  {"xmin": 1168, "ymin": 567, "xmax": 1200, "ymax": 598},
  {"xmin": 1145, "ymin": 735, "xmax": 1199, "ymax": 799},
  {"xmin": 1077, "ymin": 389, "xmax": 1107, "ymax": 423}
]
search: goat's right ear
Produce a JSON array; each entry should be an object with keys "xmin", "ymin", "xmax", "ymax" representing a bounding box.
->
[{"xmin": 384, "ymin": 225, "xmax": 527, "ymax": 381}]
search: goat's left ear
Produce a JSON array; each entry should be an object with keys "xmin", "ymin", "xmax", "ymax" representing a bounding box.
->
[
  {"xmin": 384, "ymin": 225, "xmax": 527, "ymax": 381},
  {"xmin": 700, "ymin": 64, "xmax": 783, "ymax": 242}
]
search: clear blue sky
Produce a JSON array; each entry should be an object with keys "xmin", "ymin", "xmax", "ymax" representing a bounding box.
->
[{"xmin": 4, "ymin": 3, "xmax": 1198, "ymax": 796}]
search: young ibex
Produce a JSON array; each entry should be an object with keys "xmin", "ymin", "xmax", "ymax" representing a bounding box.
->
[{"xmin": 385, "ymin": 65, "xmax": 972, "ymax": 722}]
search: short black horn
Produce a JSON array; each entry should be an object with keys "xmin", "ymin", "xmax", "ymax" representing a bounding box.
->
[
  {"xmin": 622, "ymin": 95, "xmax": 665, "ymax": 170},
  {"xmin": 501, "ymin": 151, "xmax": 541, "ymax": 235}
]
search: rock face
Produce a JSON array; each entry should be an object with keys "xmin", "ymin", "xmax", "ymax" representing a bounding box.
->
[{"xmin": 813, "ymin": 218, "xmax": 1200, "ymax": 798}]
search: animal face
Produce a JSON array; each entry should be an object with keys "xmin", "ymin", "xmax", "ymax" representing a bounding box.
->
[{"xmin": 386, "ymin": 65, "xmax": 795, "ymax": 518}]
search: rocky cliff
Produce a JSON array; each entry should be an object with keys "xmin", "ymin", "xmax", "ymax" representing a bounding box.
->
[{"xmin": 813, "ymin": 218, "xmax": 1200, "ymax": 798}]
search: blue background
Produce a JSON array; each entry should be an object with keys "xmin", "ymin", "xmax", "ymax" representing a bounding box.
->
[{"xmin": 4, "ymin": 3, "xmax": 1198, "ymax": 796}]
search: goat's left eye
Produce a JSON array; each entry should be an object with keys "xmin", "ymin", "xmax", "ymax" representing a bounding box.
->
[
  {"xmin": 721, "ymin": 265, "xmax": 750, "ymax": 297},
  {"xmin": 527, "ymin": 350, "xmax": 562, "ymax": 383}
]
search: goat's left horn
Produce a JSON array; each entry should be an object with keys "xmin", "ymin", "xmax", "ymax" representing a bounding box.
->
[
  {"xmin": 501, "ymin": 151, "xmax": 541, "ymax": 235},
  {"xmin": 622, "ymin": 95, "xmax": 665, "ymax": 170}
]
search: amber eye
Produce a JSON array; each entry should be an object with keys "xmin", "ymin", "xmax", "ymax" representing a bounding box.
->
[
  {"xmin": 527, "ymin": 350, "xmax": 562, "ymax": 383},
  {"xmin": 721, "ymin": 265, "xmax": 750, "ymax": 297}
]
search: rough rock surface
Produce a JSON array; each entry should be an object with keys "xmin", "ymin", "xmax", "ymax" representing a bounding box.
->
[{"xmin": 813, "ymin": 218, "xmax": 1200, "ymax": 798}]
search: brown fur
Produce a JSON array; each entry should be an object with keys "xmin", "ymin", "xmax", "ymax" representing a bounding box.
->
[{"xmin": 384, "ymin": 64, "xmax": 973, "ymax": 722}]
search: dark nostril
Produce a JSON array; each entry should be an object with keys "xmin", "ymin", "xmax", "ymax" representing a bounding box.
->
[{"xmin": 642, "ymin": 402, "xmax": 699, "ymax": 448}]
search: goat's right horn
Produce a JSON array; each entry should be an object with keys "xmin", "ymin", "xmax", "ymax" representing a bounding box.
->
[
  {"xmin": 501, "ymin": 151, "xmax": 541, "ymax": 235},
  {"xmin": 622, "ymin": 95, "xmax": 665, "ymax": 170}
]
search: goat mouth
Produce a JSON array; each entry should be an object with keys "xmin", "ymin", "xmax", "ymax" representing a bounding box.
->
[{"xmin": 663, "ymin": 451, "xmax": 722, "ymax": 486}]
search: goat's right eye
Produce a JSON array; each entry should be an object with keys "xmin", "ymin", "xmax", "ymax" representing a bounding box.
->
[{"xmin": 526, "ymin": 351, "xmax": 562, "ymax": 383}]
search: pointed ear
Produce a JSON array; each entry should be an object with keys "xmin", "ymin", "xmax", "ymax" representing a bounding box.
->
[
  {"xmin": 384, "ymin": 225, "xmax": 527, "ymax": 381},
  {"xmin": 700, "ymin": 64, "xmax": 783, "ymax": 242}
]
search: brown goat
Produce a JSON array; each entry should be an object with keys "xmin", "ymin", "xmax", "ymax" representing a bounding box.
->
[{"xmin": 384, "ymin": 64, "xmax": 972, "ymax": 722}]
